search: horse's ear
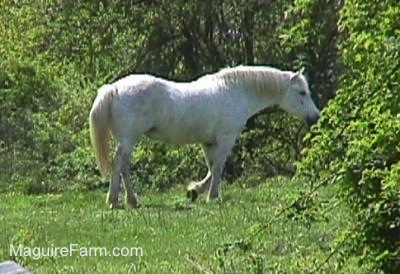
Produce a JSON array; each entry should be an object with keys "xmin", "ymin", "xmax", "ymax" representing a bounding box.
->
[
  {"xmin": 290, "ymin": 72, "xmax": 300, "ymax": 82},
  {"xmin": 291, "ymin": 67, "xmax": 305, "ymax": 82}
]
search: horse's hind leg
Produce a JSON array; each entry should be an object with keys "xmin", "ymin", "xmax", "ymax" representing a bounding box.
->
[
  {"xmin": 107, "ymin": 144, "xmax": 125, "ymax": 208},
  {"xmin": 121, "ymin": 153, "xmax": 140, "ymax": 208},
  {"xmin": 107, "ymin": 139, "xmax": 136, "ymax": 209}
]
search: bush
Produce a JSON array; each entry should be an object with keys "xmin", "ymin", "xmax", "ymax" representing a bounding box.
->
[
  {"xmin": 298, "ymin": 0, "xmax": 400, "ymax": 272},
  {"xmin": 0, "ymin": 60, "xmax": 64, "ymax": 193}
]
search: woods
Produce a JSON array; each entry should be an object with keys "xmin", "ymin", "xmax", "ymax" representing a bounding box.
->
[{"xmin": 1, "ymin": 0, "xmax": 399, "ymax": 272}]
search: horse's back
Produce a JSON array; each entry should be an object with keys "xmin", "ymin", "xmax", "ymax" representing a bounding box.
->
[{"xmin": 109, "ymin": 73, "xmax": 246, "ymax": 145}]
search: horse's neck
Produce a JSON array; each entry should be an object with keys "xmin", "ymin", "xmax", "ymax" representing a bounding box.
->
[
  {"xmin": 217, "ymin": 70, "xmax": 286, "ymax": 118},
  {"xmin": 244, "ymin": 90, "xmax": 279, "ymax": 117},
  {"xmin": 223, "ymin": 80, "xmax": 280, "ymax": 118},
  {"xmin": 180, "ymin": 76, "xmax": 281, "ymax": 117}
]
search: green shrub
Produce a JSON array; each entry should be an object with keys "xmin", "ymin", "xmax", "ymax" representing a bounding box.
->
[
  {"xmin": 0, "ymin": 60, "xmax": 64, "ymax": 193},
  {"xmin": 298, "ymin": 0, "xmax": 400, "ymax": 271}
]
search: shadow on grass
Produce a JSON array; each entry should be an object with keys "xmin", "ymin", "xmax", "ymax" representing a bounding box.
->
[{"xmin": 141, "ymin": 202, "xmax": 194, "ymax": 212}]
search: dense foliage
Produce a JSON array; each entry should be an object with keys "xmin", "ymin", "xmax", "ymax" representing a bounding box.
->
[{"xmin": 299, "ymin": 0, "xmax": 400, "ymax": 271}]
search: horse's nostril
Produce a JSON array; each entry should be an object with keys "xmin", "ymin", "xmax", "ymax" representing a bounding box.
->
[{"xmin": 306, "ymin": 114, "xmax": 319, "ymax": 126}]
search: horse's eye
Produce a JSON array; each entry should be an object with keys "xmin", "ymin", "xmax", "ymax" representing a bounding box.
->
[{"xmin": 299, "ymin": 90, "xmax": 306, "ymax": 96}]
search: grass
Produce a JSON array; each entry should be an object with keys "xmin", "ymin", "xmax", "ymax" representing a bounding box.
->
[{"xmin": 0, "ymin": 176, "xmax": 362, "ymax": 273}]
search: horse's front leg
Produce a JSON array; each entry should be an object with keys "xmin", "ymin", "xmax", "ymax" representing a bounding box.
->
[
  {"xmin": 187, "ymin": 136, "xmax": 236, "ymax": 201},
  {"xmin": 207, "ymin": 135, "xmax": 236, "ymax": 202},
  {"xmin": 187, "ymin": 142, "xmax": 217, "ymax": 201},
  {"xmin": 187, "ymin": 171, "xmax": 212, "ymax": 201}
]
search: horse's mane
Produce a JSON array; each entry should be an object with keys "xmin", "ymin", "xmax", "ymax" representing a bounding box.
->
[{"xmin": 204, "ymin": 66, "xmax": 291, "ymax": 96}]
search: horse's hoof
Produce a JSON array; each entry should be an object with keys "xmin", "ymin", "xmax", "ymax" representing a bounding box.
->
[
  {"xmin": 127, "ymin": 195, "xmax": 140, "ymax": 208},
  {"xmin": 206, "ymin": 192, "xmax": 220, "ymax": 203},
  {"xmin": 109, "ymin": 202, "xmax": 124, "ymax": 209},
  {"xmin": 187, "ymin": 189, "xmax": 198, "ymax": 202},
  {"xmin": 128, "ymin": 202, "xmax": 141, "ymax": 209}
]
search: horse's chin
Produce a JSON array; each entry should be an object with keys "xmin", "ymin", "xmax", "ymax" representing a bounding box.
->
[
  {"xmin": 305, "ymin": 115, "xmax": 320, "ymax": 127},
  {"xmin": 305, "ymin": 121, "xmax": 314, "ymax": 128}
]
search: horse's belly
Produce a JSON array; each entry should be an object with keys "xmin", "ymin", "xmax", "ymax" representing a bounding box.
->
[{"xmin": 145, "ymin": 124, "xmax": 212, "ymax": 145}]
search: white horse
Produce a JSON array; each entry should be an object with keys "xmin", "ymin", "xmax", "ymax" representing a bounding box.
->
[{"xmin": 89, "ymin": 65, "xmax": 320, "ymax": 208}]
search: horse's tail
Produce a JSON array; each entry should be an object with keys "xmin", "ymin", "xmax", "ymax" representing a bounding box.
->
[{"xmin": 89, "ymin": 84, "xmax": 117, "ymax": 176}]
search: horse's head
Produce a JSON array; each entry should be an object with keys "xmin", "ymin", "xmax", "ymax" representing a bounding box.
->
[{"xmin": 279, "ymin": 72, "xmax": 320, "ymax": 126}]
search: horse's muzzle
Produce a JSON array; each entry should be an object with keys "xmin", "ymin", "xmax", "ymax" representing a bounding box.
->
[{"xmin": 306, "ymin": 113, "xmax": 320, "ymax": 127}]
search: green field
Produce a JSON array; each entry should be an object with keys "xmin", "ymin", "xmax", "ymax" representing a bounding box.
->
[{"xmin": 0, "ymin": 177, "xmax": 363, "ymax": 273}]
